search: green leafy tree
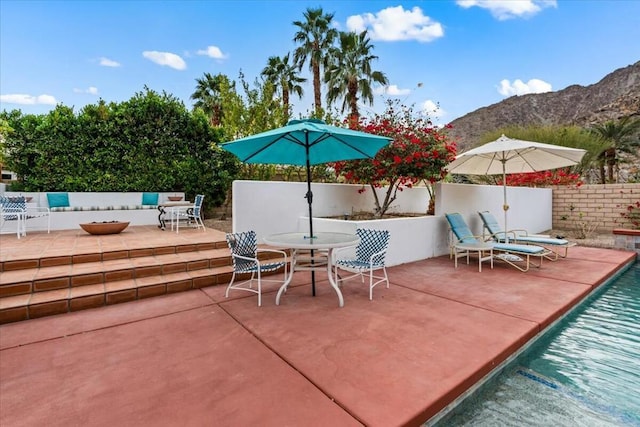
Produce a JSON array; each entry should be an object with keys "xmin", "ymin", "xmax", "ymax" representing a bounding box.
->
[
  {"xmin": 0, "ymin": 117, "xmax": 12, "ymax": 171},
  {"xmin": 325, "ymin": 30, "xmax": 389, "ymax": 123},
  {"xmin": 590, "ymin": 116, "xmax": 640, "ymax": 183},
  {"xmin": 478, "ymin": 125, "xmax": 604, "ymax": 184},
  {"xmin": 190, "ymin": 72, "xmax": 234, "ymax": 126},
  {"xmin": 293, "ymin": 7, "xmax": 338, "ymax": 117},
  {"xmin": 261, "ymin": 53, "xmax": 306, "ymax": 120},
  {"xmin": 332, "ymin": 101, "xmax": 457, "ymax": 217},
  {"xmin": 1, "ymin": 88, "xmax": 239, "ymax": 208}
]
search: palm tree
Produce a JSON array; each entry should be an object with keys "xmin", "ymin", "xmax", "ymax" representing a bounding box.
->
[
  {"xmin": 293, "ymin": 7, "xmax": 338, "ymax": 116},
  {"xmin": 324, "ymin": 31, "xmax": 389, "ymax": 123},
  {"xmin": 190, "ymin": 73, "xmax": 233, "ymax": 126},
  {"xmin": 591, "ymin": 116, "xmax": 640, "ymax": 183},
  {"xmin": 260, "ymin": 53, "xmax": 306, "ymax": 120}
]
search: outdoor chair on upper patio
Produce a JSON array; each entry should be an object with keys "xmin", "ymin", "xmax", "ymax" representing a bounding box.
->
[
  {"xmin": 170, "ymin": 194, "xmax": 205, "ymax": 233},
  {"xmin": 0, "ymin": 196, "xmax": 50, "ymax": 238},
  {"xmin": 445, "ymin": 213, "xmax": 552, "ymax": 272},
  {"xmin": 478, "ymin": 211, "xmax": 575, "ymax": 261},
  {"xmin": 333, "ymin": 228, "xmax": 390, "ymax": 300},
  {"xmin": 225, "ymin": 230, "xmax": 288, "ymax": 307}
]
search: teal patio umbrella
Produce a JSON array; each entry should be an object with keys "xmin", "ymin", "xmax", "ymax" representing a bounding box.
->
[{"xmin": 221, "ymin": 118, "xmax": 392, "ymax": 294}]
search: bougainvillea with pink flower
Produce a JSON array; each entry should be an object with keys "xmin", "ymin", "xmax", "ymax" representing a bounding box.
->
[
  {"xmin": 331, "ymin": 100, "xmax": 457, "ymax": 217},
  {"xmin": 499, "ymin": 168, "xmax": 583, "ymax": 188}
]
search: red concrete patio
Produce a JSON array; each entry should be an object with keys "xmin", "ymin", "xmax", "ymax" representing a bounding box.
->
[{"xmin": 0, "ymin": 228, "xmax": 636, "ymax": 426}]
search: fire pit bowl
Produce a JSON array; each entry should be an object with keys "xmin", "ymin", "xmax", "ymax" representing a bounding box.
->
[{"xmin": 80, "ymin": 221, "xmax": 130, "ymax": 235}]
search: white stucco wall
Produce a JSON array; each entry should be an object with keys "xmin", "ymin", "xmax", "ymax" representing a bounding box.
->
[
  {"xmin": 232, "ymin": 180, "xmax": 552, "ymax": 265},
  {"xmin": 435, "ymin": 182, "xmax": 553, "ymax": 236},
  {"xmin": 0, "ymin": 192, "xmax": 184, "ymax": 232}
]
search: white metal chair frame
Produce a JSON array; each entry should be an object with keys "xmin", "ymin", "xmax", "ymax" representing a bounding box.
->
[
  {"xmin": 225, "ymin": 230, "xmax": 289, "ymax": 306},
  {"xmin": 333, "ymin": 228, "xmax": 390, "ymax": 300},
  {"xmin": 170, "ymin": 194, "xmax": 205, "ymax": 233},
  {"xmin": 445, "ymin": 213, "xmax": 552, "ymax": 273},
  {"xmin": 0, "ymin": 196, "xmax": 50, "ymax": 238}
]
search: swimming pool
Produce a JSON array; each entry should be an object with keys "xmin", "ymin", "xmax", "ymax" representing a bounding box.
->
[{"xmin": 435, "ymin": 262, "xmax": 640, "ymax": 426}]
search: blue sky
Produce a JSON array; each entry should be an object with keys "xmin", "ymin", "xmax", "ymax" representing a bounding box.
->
[{"xmin": 1, "ymin": 0, "xmax": 639, "ymax": 125}]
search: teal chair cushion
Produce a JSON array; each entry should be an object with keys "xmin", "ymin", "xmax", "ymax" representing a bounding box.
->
[
  {"xmin": 494, "ymin": 243, "xmax": 545, "ymax": 254},
  {"xmin": 142, "ymin": 192, "xmax": 159, "ymax": 206},
  {"xmin": 445, "ymin": 213, "xmax": 477, "ymax": 244},
  {"xmin": 47, "ymin": 193, "xmax": 70, "ymax": 208}
]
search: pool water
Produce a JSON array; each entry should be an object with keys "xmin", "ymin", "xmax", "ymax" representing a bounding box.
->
[{"xmin": 436, "ymin": 262, "xmax": 640, "ymax": 426}]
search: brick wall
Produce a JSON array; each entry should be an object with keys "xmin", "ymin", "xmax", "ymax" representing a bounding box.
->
[{"xmin": 552, "ymin": 183, "xmax": 640, "ymax": 232}]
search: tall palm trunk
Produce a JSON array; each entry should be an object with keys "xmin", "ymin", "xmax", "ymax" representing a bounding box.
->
[
  {"xmin": 312, "ymin": 58, "xmax": 321, "ymax": 113},
  {"xmin": 347, "ymin": 79, "xmax": 359, "ymax": 122},
  {"xmin": 283, "ymin": 88, "xmax": 290, "ymax": 120}
]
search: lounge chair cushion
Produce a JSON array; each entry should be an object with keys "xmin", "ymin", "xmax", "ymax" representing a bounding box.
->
[
  {"xmin": 514, "ymin": 235, "xmax": 569, "ymax": 246},
  {"xmin": 47, "ymin": 193, "xmax": 70, "ymax": 208},
  {"xmin": 446, "ymin": 213, "xmax": 477, "ymax": 244},
  {"xmin": 478, "ymin": 211, "xmax": 569, "ymax": 246},
  {"xmin": 493, "ymin": 243, "xmax": 546, "ymax": 254}
]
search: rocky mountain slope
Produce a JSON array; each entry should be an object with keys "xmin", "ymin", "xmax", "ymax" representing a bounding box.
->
[{"xmin": 448, "ymin": 61, "xmax": 640, "ymax": 151}]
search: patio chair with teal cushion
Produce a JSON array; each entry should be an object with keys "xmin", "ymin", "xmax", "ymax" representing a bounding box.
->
[
  {"xmin": 333, "ymin": 228, "xmax": 390, "ymax": 300},
  {"xmin": 478, "ymin": 210, "xmax": 575, "ymax": 260},
  {"xmin": 445, "ymin": 213, "xmax": 552, "ymax": 272},
  {"xmin": 225, "ymin": 230, "xmax": 288, "ymax": 306}
]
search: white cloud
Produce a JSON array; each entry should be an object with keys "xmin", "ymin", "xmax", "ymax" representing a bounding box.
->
[
  {"xmin": 456, "ymin": 0, "xmax": 557, "ymax": 20},
  {"xmin": 346, "ymin": 6, "xmax": 444, "ymax": 43},
  {"xmin": 421, "ymin": 99, "xmax": 446, "ymax": 120},
  {"xmin": 498, "ymin": 78, "xmax": 552, "ymax": 96},
  {"xmin": 0, "ymin": 93, "xmax": 57, "ymax": 105},
  {"xmin": 142, "ymin": 51, "xmax": 187, "ymax": 70},
  {"xmin": 99, "ymin": 57, "xmax": 121, "ymax": 67},
  {"xmin": 73, "ymin": 86, "xmax": 99, "ymax": 95},
  {"xmin": 373, "ymin": 84, "xmax": 412, "ymax": 96},
  {"xmin": 386, "ymin": 85, "xmax": 411, "ymax": 96},
  {"xmin": 196, "ymin": 45, "xmax": 228, "ymax": 60}
]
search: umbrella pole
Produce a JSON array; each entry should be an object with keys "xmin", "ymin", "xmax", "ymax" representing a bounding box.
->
[
  {"xmin": 304, "ymin": 140, "xmax": 316, "ymax": 296},
  {"xmin": 502, "ymin": 158, "xmax": 509, "ymax": 243}
]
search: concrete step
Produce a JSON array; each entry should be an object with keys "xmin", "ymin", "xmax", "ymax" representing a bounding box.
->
[{"xmin": 0, "ymin": 236, "xmax": 285, "ymax": 325}]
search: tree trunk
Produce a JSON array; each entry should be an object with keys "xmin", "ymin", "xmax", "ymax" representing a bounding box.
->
[
  {"xmin": 312, "ymin": 58, "xmax": 322, "ymax": 114},
  {"xmin": 348, "ymin": 80, "xmax": 359, "ymax": 121},
  {"xmin": 427, "ymin": 197, "xmax": 435, "ymax": 215},
  {"xmin": 283, "ymin": 88, "xmax": 290, "ymax": 120}
]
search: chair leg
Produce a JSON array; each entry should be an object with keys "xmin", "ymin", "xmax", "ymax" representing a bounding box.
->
[
  {"xmin": 369, "ymin": 267, "xmax": 389, "ymax": 300},
  {"xmin": 225, "ymin": 271, "xmax": 237, "ymax": 298},
  {"xmin": 369, "ymin": 270, "xmax": 374, "ymax": 300},
  {"xmin": 257, "ymin": 270, "xmax": 262, "ymax": 307}
]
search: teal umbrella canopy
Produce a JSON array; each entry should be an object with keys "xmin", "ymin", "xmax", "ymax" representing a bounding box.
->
[
  {"xmin": 222, "ymin": 118, "xmax": 391, "ymax": 296},
  {"xmin": 221, "ymin": 118, "xmax": 392, "ymax": 165}
]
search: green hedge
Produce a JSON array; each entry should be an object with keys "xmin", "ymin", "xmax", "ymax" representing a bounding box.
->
[{"xmin": 1, "ymin": 88, "xmax": 240, "ymax": 209}]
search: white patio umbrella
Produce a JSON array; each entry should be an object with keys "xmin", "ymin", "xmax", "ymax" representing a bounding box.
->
[{"xmin": 447, "ymin": 135, "xmax": 586, "ymax": 241}]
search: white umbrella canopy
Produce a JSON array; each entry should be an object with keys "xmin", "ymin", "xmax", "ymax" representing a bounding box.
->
[
  {"xmin": 447, "ymin": 134, "xmax": 587, "ymax": 175},
  {"xmin": 447, "ymin": 134, "xmax": 587, "ymax": 241}
]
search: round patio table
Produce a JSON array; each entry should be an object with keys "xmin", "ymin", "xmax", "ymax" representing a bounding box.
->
[
  {"xmin": 453, "ymin": 241, "xmax": 494, "ymax": 272},
  {"xmin": 263, "ymin": 232, "xmax": 360, "ymax": 307}
]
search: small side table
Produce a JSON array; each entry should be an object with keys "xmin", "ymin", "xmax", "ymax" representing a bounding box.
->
[{"xmin": 453, "ymin": 242, "xmax": 494, "ymax": 272}]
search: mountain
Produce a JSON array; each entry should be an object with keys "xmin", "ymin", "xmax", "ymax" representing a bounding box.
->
[{"xmin": 447, "ymin": 61, "xmax": 640, "ymax": 151}]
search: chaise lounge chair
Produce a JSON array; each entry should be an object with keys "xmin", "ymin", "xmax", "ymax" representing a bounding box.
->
[
  {"xmin": 478, "ymin": 211, "xmax": 575, "ymax": 260},
  {"xmin": 445, "ymin": 213, "xmax": 553, "ymax": 272}
]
